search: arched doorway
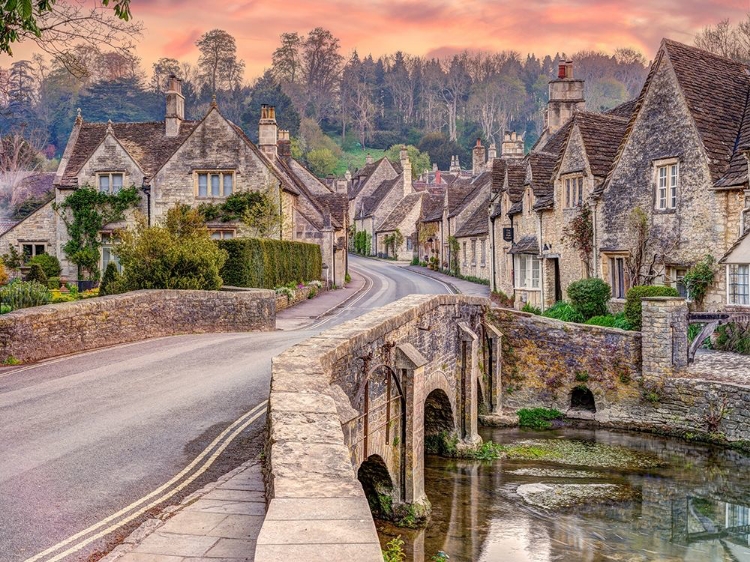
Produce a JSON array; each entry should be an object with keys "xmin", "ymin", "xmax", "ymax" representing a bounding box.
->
[
  {"xmin": 571, "ymin": 386, "xmax": 596, "ymax": 412},
  {"xmin": 424, "ymin": 388, "xmax": 455, "ymax": 456},
  {"xmin": 358, "ymin": 454, "xmax": 396, "ymax": 519}
]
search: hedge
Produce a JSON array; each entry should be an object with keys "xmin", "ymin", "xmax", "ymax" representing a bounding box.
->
[
  {"xmin": 218, "ymin": 238, "xmax": 322, "ymax": 289},
  {"xmin": 567, "ymin": 277, "xmax": 611, "ymax": 320},
  {"xmin": 624, "ymin": 285, "xmax": 680, "ymax": 330}
]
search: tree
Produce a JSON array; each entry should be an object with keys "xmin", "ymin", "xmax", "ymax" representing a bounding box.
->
[
  {"xmin": 0, "ymin": 126, "xmax": 46, "ymax": 209},
  {"xmin": 300, "ymin": 27, "xmax": 343, "ymax": 122},
  {"xmin": 196, "ymin": 29, "xmax": 245, "ymax": 95},
  {"xmin": 384, "ymin": 145, "xmax": 430, "ymax": 179},
  {"xmin": 116, "ymin": 206, "xmax": 228, "ymax": 291},
  {"xmin": 417, "ymin": 132, "xmax": 468, "ymax": 171},
  {"xmin": 0, "ymin": 1, "xmax": 141, "ymax": 73},
  {"xmin": 624, "ymin": 207, "xmax": 679, "ymax": 286},
  {"xmin": 150, "ymin": 57, "xmax": 182, "ymax": 93},
  {"xmin": 306, "ymin": 148, "xmax": 338, "ymax": 178},
  {"xmin": 240, "ymin": 71, "xmax": 300, "ymax": 143},
  {"xmin": 563, "ymin": 203, "xmax": 594, "ymax": 277},
  {"xmin": 241, "ymin": 187, "xmax": 284, "ymax": 238},
  {"xmin": 272, "ymin": 32, "xmax": 303, "ymax": 84},
  {"xmin": 695, "ymin": 18, "xmax": 750, "ymax": 62}
]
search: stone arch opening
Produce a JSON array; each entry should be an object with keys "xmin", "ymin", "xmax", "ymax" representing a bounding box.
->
[
  {"xmin": 424, "ymin": 388, "xmax": 455, "ymax": 456},
  {"xmin": 571, "ymin": 386, "xmax": 596, "ymax": 412},
  {"xmin": 358, "ymin": 454, "xmax": 396, "ymax": 519}
]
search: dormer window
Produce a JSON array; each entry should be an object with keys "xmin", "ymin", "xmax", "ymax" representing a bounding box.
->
[
  {"xmin": 98, "ymin": 173, "xmax": 123, "ymax": 194},
  {"xmin": 196, "ymin": 171, "xmax": 234, "ymax": 198},
  {"xmin": 654, "ymin": 159, "xmax": 678, "ymax": 210},
  {"xmin": 564, "ymin": 176, "xmax": 583, "ymax": 208}
]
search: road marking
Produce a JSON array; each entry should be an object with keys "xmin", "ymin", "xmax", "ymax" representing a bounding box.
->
[
  {"xmin": 24, "ymin": 400, "xmax": 268, "ymax": 562},
  {"xmin": 304, "ymin": 263, "xmax": 375, "ymax": 330}
]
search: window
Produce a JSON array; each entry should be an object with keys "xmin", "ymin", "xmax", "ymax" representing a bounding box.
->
[
  {"xmin": 462, "ymin": 242, "xmax": 467, "ymax": 265},
  {"xmin": 471, "ymin": 239, "xmax": 476, "ymax": 265},
  {"xmin": 515, "ymin": 254, "xmax": 541, "ymax": 290},
  {"xmin": 406, "ymin": 237, "xmax": 413, "ymax": 251},
  {"xmin": 564, "ymin": 176, "xmax": 584, "ymax": 208},
  {"xmin": 196, "ymin": 171, "xmax": 234, "ymax": 198},
  {"xmin": 98, "ymin": 173, "xmax": 124, "ymax": 194},
  {"xmin": 656, "ymin": 162, "xmax": 678, "ymax": 210},
  {"xmin": 210, "ymin": 230, "xmax": 235, "ymax": 240},
  {"xmin": 101, "ymin": 233, "xmax": 122, "ymax": 273},
  {"xmin": 609, "ymin": 256, "xmax": 628, "ymax": 299},
  {"xmin": 480, "ymin": 239, "xmax": 486, "ymax": 266},
  {"xmin": 674, "ymin": 268, "xmax": 688, "ymax": 298},
  {"xmin": 22, "ymin": 244, "xmax": 46, "ymax": 260},
  {"xmin": 729, "ymin": 264, "xmax": 750, "ymax": 305}
]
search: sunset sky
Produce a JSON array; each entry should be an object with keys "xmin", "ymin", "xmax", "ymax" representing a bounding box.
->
[{"xmin": 4, "ymin": 0, "xmax": 750, "ymax": 77}]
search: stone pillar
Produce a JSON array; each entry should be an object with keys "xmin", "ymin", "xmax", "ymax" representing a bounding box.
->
[
  {"xmin": 396, "ymin": 343, "xmax": 429, "ymax": 511},
  {"xmin": 458, "ymin": 323, "xmax": 481, "ymax": 446},
  {"xmin": 484, "ymin": 323, "xmax": 503, "ymax": 413},
  {"xmin": 641, "ymin": 297, "xmax": 688, "ymax": 379}
]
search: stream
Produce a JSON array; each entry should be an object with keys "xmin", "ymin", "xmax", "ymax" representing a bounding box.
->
[{"xmin": 377, "ymin": 427, "xmax": 750, "ymax": 561}]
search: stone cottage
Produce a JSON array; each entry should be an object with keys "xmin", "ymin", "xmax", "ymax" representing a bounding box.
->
[
  {"xmin": 598, "ymin": 39, "xmax": 750, "ymax": 311},
  {"xmin": 0, "ymin": 78, "xmax": 348, "ymax": 286}
]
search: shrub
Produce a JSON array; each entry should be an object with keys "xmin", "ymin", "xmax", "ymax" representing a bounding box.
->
[
  {"xmin": 47, "ymin": 276, "xmax": 60, "ymax": 290},
  {"xmin": 517, "ymin": 408, "xmax": 564, "ymax": 430},
  {"xmin": 585, "ymin": 314, "xmax": 617, "ymax": 327},
  {"xmin": 99, "ymin": 262, "xmax": 125, "ymax": 296},
  {"xmin": 542, "ymin": 301, "xmax": 584, "ymax": 323},
  {"xmin": 0, "ymin": 281, "xmax": 51, "ymax": 311},
  {"xmin": 26, "ymin": 263, "xmax": 48, "ymax": 286},
  {"xmin": 624, "ymin": 285, "xmax": 679, "ymax": 330},
  {"xmin": 27, "ymin": 254, "xmax": 62, "ymax": 278},
  {"xmin": 218, "ymin": 238, "xmax": 322, "ymax": 289},
  {"xmin": 521, "ymin": 302, "xmax": 541, "ymax": 315},
  {"xmin": 567, "ymin": 278, "xmax": 611, "ymax": 320},
  {"xmin": 0, "ymin": 262, "xmax": 8, "ymax": 286},
  {"xmin": 116, "ymin": 207, "xmax": 228, "ymax": 291},
  {"xmin": 683, "ymin": 255, "xmax": 715, "ymax": 307},
  {"xmin": 714, "ymin": 323, "xmax": 750, "ymax": 355}
]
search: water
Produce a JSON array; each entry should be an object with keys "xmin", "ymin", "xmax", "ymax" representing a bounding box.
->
[{"xmin": 377, "ymin": 427, "xmax": 750, "ymax": 561}]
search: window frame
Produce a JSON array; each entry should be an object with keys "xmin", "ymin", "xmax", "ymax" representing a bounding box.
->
[
  {"xmin": 606, "ymin": 254, "xmax": 629, "ymax": 299},
  {"xmin": 728, "ymin": 264, "xmax": 750, "ymax": 306},
  {"xmin": 209, "ymin": 230, "xmax": 235, "ymax": 241},
  {"xmin": 561, "ymin": 174, "xmax": 584, "ymax": 209},
  {"xmin": 97, "ymin": 172, "xmax": 125, "ymax": 194},
  {"xmin": 21, "ymin": 243, "xmax": 46, "ymax": 261},
  {"xmin": 514, "ymin": 253, "xmax": 541, "ymax": 290},
  {"xmin": 653, "ymin": 158, "xmax": 679, "ymax": 211},
  {"xmin": 195, "ymin": 170, "xmax": 235, "ymax": 199},
  {"xmin": 100, "ymin": 232, "xmax": 123, "ymax": 273}
]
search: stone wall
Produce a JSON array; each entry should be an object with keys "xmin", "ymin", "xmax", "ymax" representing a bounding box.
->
[
  {"xmin": 0, "ymin": 289, "xmax": 275, "ymax": 363},
  {"xmin": 488, "ymin": 306, "xmax": 643, "ymax": 420}
]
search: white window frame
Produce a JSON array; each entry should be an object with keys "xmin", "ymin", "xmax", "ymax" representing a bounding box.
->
[
  {"xmin": 728, "ymin": 264, "xmax": 750, "ymax": 306},
  {"xmin": 514, "ymin": 254, "xmax": 541, "ymax": 290},
  {"xmin": 195, "ymin": 171, "xmax": 235, "ymax": 198},
  {"xmin": 97, "ymin": 172, "xmax": 124, "ymax": 194},
  {"xmin": 654, "ymin": 159, "xmax": 678, "ymax": 211},
  {"xmin": 100, "ymin": 233, "xmax": 123, "ymax": 273}
]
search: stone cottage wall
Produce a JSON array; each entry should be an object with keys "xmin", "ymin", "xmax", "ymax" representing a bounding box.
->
[
  {"xmin": 0, "ymin": 289, "xmax": 275, "ymax": 363},
  {"xmin": 0, "ymin": 201, "xmax": 56, "ymax": 262}
]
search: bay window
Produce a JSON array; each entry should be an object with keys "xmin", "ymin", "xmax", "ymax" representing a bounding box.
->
[{"xmin": 728, "ymin": 264, "xmax": 750, "ymax": 305}]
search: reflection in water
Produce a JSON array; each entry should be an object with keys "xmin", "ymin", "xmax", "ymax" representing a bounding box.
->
[{"xmin": 377, "ymin": 428, "xmax": 750, "ymax": 561}]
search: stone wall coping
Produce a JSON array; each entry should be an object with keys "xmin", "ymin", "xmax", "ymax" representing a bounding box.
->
[
  {"xmin": 261, "ymin": 293, "xmax": 488, "ymax": 562},
  {"xmin": 641, "ymin": 297, "xmax": 688, "ymax": 302}
]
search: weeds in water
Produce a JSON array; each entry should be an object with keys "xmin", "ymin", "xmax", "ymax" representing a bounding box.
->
[
  {"xmin": 517, "ymin": 407, "xmax": 564, "ymax": 430},
  {"xmin": 382, "ymin": 536, "xmax": 406, "ymax": 562}
]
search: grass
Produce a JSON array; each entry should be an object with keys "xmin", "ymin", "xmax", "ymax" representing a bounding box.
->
[
  {"xmin": 517, "ymin": 407, "xmax": 564, "ymax": 430},
  {"xmin": 334, "ymin": 147, "xmax": 387, "ymax": 176}
]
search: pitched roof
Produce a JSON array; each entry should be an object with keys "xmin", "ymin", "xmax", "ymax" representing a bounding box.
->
[
  {"xmin": 448, "ymin": 172, "xmax": 491, "ymax": 218},
  {"xmin": 377, "ymin": 192, "xmax": 423, "ymax": 232},
  {"xmin": 606, "ymin": 99, "xmax": 638, "ymax": 119},
  {"xmin": 527, "ymin": 152, "xmax": 556, "ymax": 198},
  {"xmin": 663, "ymin": 39, "xmax": 750, "ymax": 185},
  {"xmin": 575, "ymin": 112, "xmax": 630, "ymax": 179},
  {"xmin": 0, "ymin": 219, "xmax": 19, "ymax": 235},
  {"xmin": 454, "ymin": 196, "xmax": 489, "ymax": 238},
  {"xmin": 357, "ymin": 177, "xmax": 400, "ymax": 219},
  {"xmin": 421, "ymin": 193, "xmax": 444, "ymax": 222},
  {"xmin": 58, "ymin": 121, "xmax": 198, "ymax": 187},
  {"xmin": 509, "ymin": 235, "xmax": 539, "ymax": 254}
]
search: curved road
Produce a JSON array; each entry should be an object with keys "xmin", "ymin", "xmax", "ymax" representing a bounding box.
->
[{"xmin": 0, "ymin": 256, "xmax": 451, "ymax": 562}]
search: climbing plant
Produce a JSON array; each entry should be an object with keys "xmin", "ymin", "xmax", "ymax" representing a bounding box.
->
[
  {"xmin": 448, "ymin": 236, "xmax": 460, "ymax": 276},
  {"xmin": 683, "ymin": 254, "xmax": 715, "ymax": 308},
  {"xmin": 563, "ymin": 203, "xmax": 594, "ymax": 277},
  {"xmin": 384, "ymin": 229, "xmax": 404, "ymax": 259},
  {"xmin": 53, "ymin": 185, "xmax": 140, "ymax": 280}
]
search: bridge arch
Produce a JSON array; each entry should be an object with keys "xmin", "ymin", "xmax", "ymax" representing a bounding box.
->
[
  {"xmin": 357, "ymin": 454, "xmax": 397, "ymax": 520},
  {"xmin": 424, "ymin": 388, "xmax": 455, "ymax": 437}
]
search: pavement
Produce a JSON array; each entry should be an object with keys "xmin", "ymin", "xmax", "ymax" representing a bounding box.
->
[
  {"xmin": 2, "ymin": 255, "xmax": 451, "ymax": 562},
  {"xmin": 403, "ymin": 264, "xmax": 491, "ymax": 298}
]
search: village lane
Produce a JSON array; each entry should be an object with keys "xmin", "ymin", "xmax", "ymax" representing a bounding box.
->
[{"xmin": 0, "ymin": 255, "xmax": 452, "ymax": 562}]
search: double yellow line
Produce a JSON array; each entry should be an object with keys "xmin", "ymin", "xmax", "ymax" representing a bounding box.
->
[{"xmin": 25, "ymin": 400, "xmax": 268, "ymax": 562}]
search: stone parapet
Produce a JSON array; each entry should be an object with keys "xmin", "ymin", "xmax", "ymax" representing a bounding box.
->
[
  {"xmin": 641, "ymin": 297, "xmax": 689, "ymax": 379},
  {"xmin": 0, "ymin": 289, "xmax": 275, "ymax": 363}
]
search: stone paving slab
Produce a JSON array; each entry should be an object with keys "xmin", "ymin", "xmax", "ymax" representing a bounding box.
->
[
  {"xmin": 685, "ymin": 349, "xmax": 750, "ymax": 386},
  {"xmin": 105, "ymin": 460, "xmax": 264, "ymax": 562}
]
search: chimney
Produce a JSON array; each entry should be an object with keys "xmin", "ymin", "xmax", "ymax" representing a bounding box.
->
[
  {"xmin": 259, "ymin": 104, "xmax": 278, "ymax": 158},
  {"xmin": 472, "ymin": 138, "xmax": 485, "ymax": 176},
  {"xmin": 400, "ymin": 145, "xmax": 412, "ymax": 197},
  {"xmin": 365, "ymin": 153, "xmax": 374, "ymax": 165},
  {"xmin": 487, "ymin": 143, "xmax": 497, "ymax": 170},
  {"xmin": 165, "ymin": 75, "xmax": 184, "ymax": 138},
  {"xmin": 277, "ymin": 129, "xmax": 292, "ymax": 160},
  {"xmin": 449, "ymin": 155, "xmax": 461, "ymax": 173},
  {"xmin": 547, "ymin": 59, "xmax": 584, "ymax": 135},
  {"xmin": 432, "ymin": 162, "xmax": 438, "ymax": 172},
  {"xmin": 501, "ymin": 132, "xmax": 525, "ymax": 159}
]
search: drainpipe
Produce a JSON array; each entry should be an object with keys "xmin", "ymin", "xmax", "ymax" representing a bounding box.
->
[
  {"xmin": 278, "ymin": 182, "xmax": 283, "ymax": 240},
  {"xmin": 538, "ymin": 211, "xmax": 545, "ymax": 312},
  {"xmin": 490, "ymin": 212, "xmax": 496, "ymax": 292},
  {"xmin": 591, "ymin": 198, "xmax": 598, "ymax": 279},
  {"xmin": 140, "ymin": 178, "xmax": 152, "ymax": 227}
]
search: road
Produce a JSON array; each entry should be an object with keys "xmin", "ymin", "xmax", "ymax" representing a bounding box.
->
[{"xmin": 0, "ymin": 256, "xmax": 451, "ymax": 562}]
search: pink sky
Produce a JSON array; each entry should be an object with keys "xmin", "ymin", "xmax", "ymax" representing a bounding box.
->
[{"xmin": 4, "ymin": 0, "xmax": 750, "ymax": 77}]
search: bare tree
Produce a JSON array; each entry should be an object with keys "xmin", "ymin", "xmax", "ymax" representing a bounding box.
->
[
  {"xmin": 625, "ymin": 207, "xmax": 680, "ymax": 286},
  {"xmin": 196, "ymin": 29, "xmax": 245, "ymax": 95},
  {"xmin": 301, "ymin": 28, "xmax": 343, "ymax": 123},
  {"xmin": 150, "ymin": 58, "xmax": 182, "ymax": 93},
  {"xmin": 0, "ymin": 127, "xmax": 47, "ymax": 212},
  {"xmin": 272, "ymin": 32, "xmax": 303, "ymax": 84},
  {"xmin": 695, "ymin": 17, "xmax": 750, "ymax": 62}
]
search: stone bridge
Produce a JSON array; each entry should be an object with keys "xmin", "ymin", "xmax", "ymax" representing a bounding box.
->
[{"xmin": 258, "ymin": 294, "xmax": 495, "ymax": 561}]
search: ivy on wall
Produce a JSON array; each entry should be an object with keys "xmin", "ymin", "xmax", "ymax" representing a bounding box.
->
[{"xmin": 53, "ymin": 185, "xmax": 140, "ymax": 280}]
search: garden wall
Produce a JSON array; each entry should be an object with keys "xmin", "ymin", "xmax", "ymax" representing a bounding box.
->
[{"xmin": 0, "ymin": 289, "xmax": 275, "ymax": 363}]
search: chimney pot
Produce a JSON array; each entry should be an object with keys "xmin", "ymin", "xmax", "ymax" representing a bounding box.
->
[{"xmin": 165, "ymin": 75, "xmax": 184, "ymax": 137}]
